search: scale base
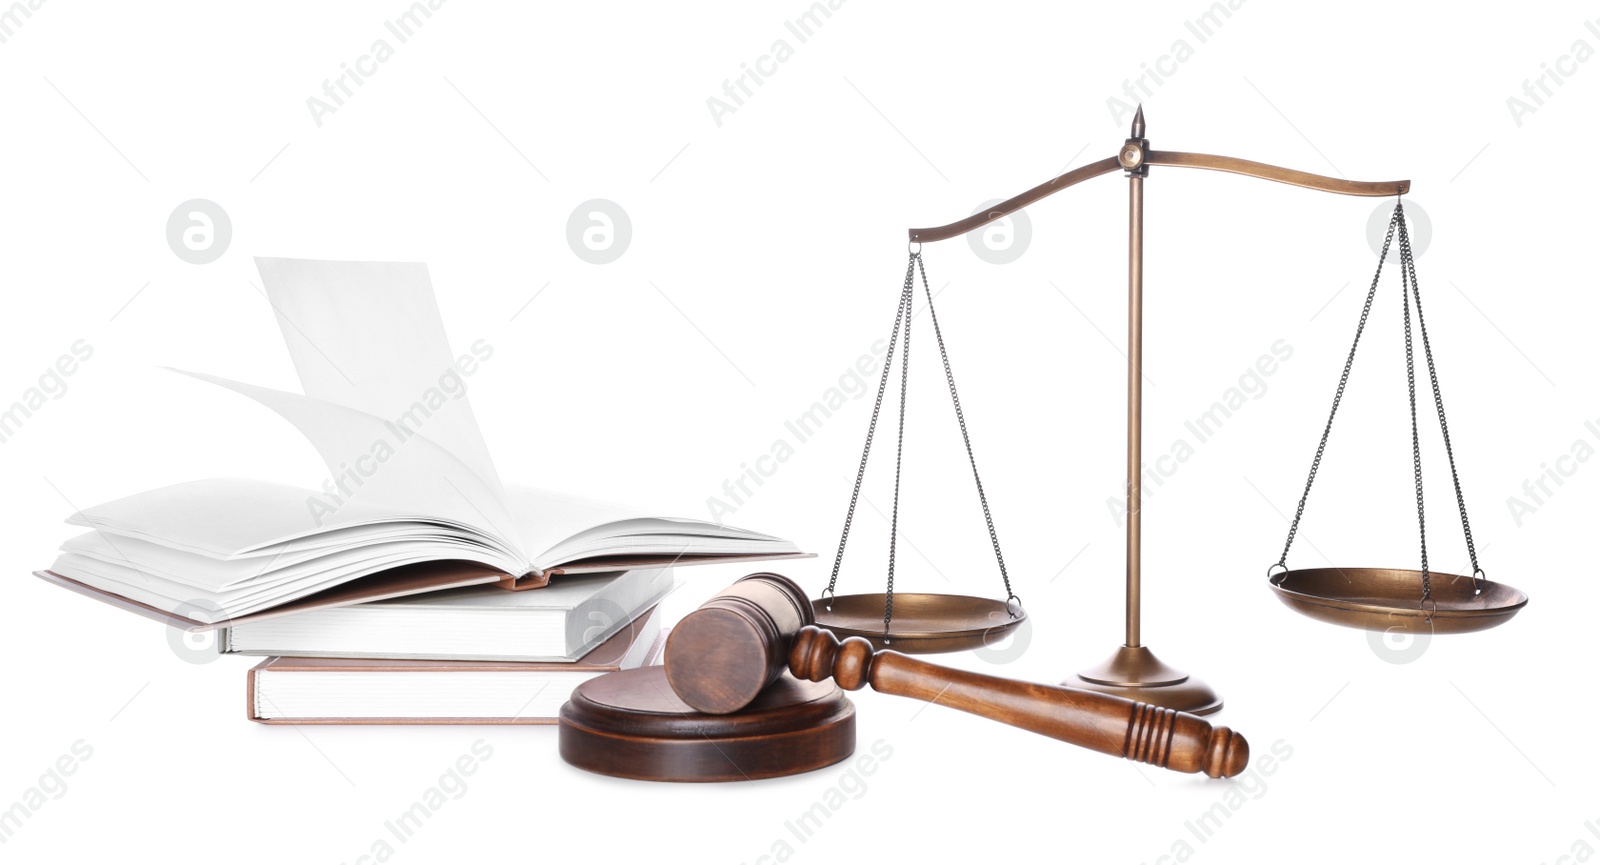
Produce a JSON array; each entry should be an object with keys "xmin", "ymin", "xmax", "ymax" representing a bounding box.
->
[{"xmin": 1068, "ymin": 645, "xmax": 1222, "ymax": 716}]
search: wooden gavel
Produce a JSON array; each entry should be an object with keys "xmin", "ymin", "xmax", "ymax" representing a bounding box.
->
[{"xmin": 664, "ymin": 573, "xmax": 1249, "ymax": 778}]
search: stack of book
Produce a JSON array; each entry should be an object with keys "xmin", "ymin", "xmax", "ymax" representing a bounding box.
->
[
  {"xmin": 236, "ymin": 565, "xmax": 677, "ymax": 724},
  {"xmin": 39, "ymin": 477, "xmax": 803, "ymax": 723},
  {"xmin": 32, "ymin": 257, "xmax": 806, "ymax": 722}
]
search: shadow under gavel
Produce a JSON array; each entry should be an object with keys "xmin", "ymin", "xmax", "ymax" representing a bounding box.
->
[{"xmin": 664, "ymin": 573, "xmax": 1249, "ymax": 779}]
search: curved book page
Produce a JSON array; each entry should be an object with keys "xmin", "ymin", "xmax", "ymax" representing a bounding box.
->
[
  {"xmin": 254, "ymin": 257, "xmax": 507, "ymax": 509},
  {"xmin": 176, "ymin": 370, "xmax": 526, "ymax": 567}
]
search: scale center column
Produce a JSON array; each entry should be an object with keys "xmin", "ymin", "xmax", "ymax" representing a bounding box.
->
[
  {"xmin": 1067, "ymin": 105, "xmax": 1222, "ymax": 715},
  {"xmin": 1126, "ymin": 169, "xmax": 1144, "ymax": 649}
]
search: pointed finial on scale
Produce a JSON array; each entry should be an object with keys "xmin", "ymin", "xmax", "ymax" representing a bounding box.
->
[{"xmin": 1131, "ymin": 104, "xmax": 1145, "ymax": 139}]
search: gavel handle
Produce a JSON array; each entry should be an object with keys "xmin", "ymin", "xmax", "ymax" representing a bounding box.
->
[{"xmin": 788, "ymin": 626, "xmax": 1248, "ymax": 778}]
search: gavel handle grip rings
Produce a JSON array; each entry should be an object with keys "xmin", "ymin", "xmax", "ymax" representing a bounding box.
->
[{"xmin": 789, "ymin": 626, "xmax": 1250, "ymax": 779}]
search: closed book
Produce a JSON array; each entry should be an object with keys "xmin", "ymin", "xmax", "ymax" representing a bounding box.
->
[
  {"xmin": 247, "ymin": 607, "xmax": 664, "ymax": 725},
  {"xmin": 223, "ymin": 567, "xmax": 673, "ymax": 662}
]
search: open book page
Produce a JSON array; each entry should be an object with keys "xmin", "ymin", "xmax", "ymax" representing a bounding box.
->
[
  {"xmin": 254, "ymin": 257, "xmax": 508, "ymax": 513},
  {"xmin": 501, "ymin": 484, "xmax": 661, "ymax": 557},
  {"xmin": 534, "ymin": 526, "xmax": 799, "ymax": 570},
  {"xmin": 177, "ymin": 372, "xmax": 527, "ymax": 568},
  {"xmin": 64, "ymin": 478, "xmax": 401, "ymax": 559},
  {"xmin": 55, "ymin": 476, "xmax": 527, "ymax": 620},
  {"xmin": 61, "ymin": 526, "xmax": 503, "ymax": 591},
  {"xmin": 51, "ymin": 549, "xmax": 470, "ymax": 621},
  {"xmin": 46, "ymin": 551, "xmax": 505, "ymax": 624},
  {"xmin": 502, "ymin": 484, "xmax": 801, "ymax": 571}
]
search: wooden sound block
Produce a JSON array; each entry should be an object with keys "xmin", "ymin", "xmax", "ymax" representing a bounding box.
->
[{"xmin": 559, "ymin": 667, "xmax": 855, "ymax": 782}]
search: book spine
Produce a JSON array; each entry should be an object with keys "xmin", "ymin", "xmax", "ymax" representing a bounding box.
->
[{"xmin": 246, "ymin": 667, "xmax": 259, "ymax": 722}]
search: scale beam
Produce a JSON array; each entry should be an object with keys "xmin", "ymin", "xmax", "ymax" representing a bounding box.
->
[
  {"xmin": 1145, "ymin": 151, "xmax": 1408, "ymax": 198},
  {"xmin": 906, "ymin": 149, "xmax": 1408, "ymax": 243},
  {"xmin": 908, "ymin": 157, "xmax": 1122, "ymax": 244}
]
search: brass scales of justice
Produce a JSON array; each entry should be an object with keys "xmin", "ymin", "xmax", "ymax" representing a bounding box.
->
[{"xmin": 811, "ymin": 105, "xmax": 1529, "ymax": 715}]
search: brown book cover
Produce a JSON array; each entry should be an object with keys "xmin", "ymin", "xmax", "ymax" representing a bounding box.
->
[{"xmin": 246, "ymin": 606, "xmax": 664, "ymax": 725}]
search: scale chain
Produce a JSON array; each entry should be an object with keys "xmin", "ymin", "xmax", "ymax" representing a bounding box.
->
[
  {"xmin": 825, "ymin": 257, "xmax": 915, "ymax": 602},
  {"xmin": 827, "ymin": 250, "xmax": 1020, "ymax": 633},
  {"xmin": 883, "ymin": 264, "xmax": 914, "ymax": 632},
  {"xmin": 1400, "ymin": 206, "xmax": 1430, "ymax": 603},
  {"xmin": 1397, "ymin": 208, "xmax": 1483, "ymax": 585},
  {"xmin": 1275, "ymin": 206, "xmax": 1401, "ymax": 571},
  {"xmin": 914, "ymin": 254, "xmax": 1016, "ymax": 608}
]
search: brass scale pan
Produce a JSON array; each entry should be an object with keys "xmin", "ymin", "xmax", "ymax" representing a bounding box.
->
[
  {"xmin": 812, "ymin": 593, "xmax": 1024, "ymax": 653},
  {"xmin": 1270, "ymin": 568, "xmax": 1527, "ymax": 635}
]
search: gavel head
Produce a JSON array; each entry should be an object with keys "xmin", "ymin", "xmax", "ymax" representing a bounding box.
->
[{"xmin": 664, "ymin": 573, "xmax": 814, "ymax": 714}]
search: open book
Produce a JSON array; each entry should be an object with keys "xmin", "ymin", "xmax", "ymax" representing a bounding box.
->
[
  {"xmin": 39, "ymin": 479, "xmax": 787, "ymax": 629},
  {"xmin": 36, "ymin": 257, "xmax": 806, "ymax": 629}
]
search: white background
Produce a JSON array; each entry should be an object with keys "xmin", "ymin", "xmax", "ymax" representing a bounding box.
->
[{"xmin": 2, "ymin": 1, "xmax": 1595, "ymax": 862}]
